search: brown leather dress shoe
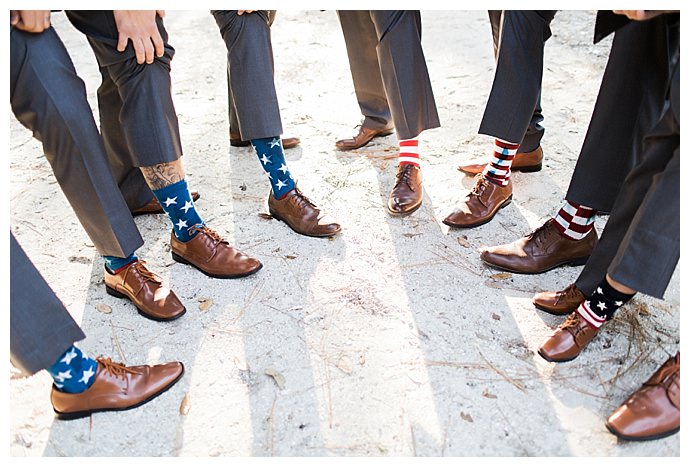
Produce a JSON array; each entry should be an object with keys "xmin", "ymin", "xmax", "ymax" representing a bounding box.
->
[
  {"xmin": 171, "ymin": 225, "xmax": 263, "ymax": 279},
  {"xmin": 268, "ymin": 188, "xmax": 341, "ymax": 237},
  {"xmin": 230, "ymin": 131, "xmax": 301, "ymax": 149},
  {"xmin": 105, "ymin": 260, "xmax": 186, "ymax": 321},
  {"xmin": 479, "ymin": 219, "xmax": 598, "ymax": 274},
  {"xmin": 388, "ymin": 164, "xmax": 423, "ymax": 215},
  {"xmin": 606, "ymin": 352, "xmax": 680, "ymax": 441},
  {"xmin": 538, "ymin": 312, "xmax": 600, "ymax": 362},
  {"xmin": 335, "ymin": 125, "xmax": 394, "ymax": 150},
  {"xmin": 131, "ymin": 191, "xmax": 201, "ymax": 217},
  {"xmin": 51, "ymin": 357, "xmax": 184, "ymax": 420},
  {"xmin": 533, "ymin": 283, "xmax": 586, "ymax": 315},
  {"xmin": 458, "ymin": 146, "xmax": 543, "ymax": 175},
  {"xmin": 443, "ymin": 174, "xmax": 512, "ymax": 228}
]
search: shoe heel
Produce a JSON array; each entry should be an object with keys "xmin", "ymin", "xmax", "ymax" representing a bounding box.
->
[
  {"xmin": 499, "ymin": 195, "xmax": 513, "ymax": 209},
  {"xmin": 54, "ymin": 409, "xmax": 91, "ymax": 421},
  {"xmin": 517, "ymin": 163, "xmax": 542, "ymax": 173},
  {"xmin": 105, "ymin": 285, "xmax": 127, "ymax": 299},
  {"xmin": 172, "ymin": 251, "xmax": 190, "ymax": 265},
  {"xmin": 568, "ymin": 256, "xmax": 589, "ymax": 267}
]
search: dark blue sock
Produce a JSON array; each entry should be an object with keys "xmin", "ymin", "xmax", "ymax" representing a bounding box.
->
[
  {"xmin": 47, "ymin": 345, "xmax": 97, "ymax": 393},
  {"xmin": 251, "ymin": 137, "xmax": 296, "ymax": 199},
  {"xmin": 152, "ymin": 179, "xmax": 205, "ymax": 242},
  {"xmin": 103, "ymin": 253, "xmax": 138, "ymax": 274}
]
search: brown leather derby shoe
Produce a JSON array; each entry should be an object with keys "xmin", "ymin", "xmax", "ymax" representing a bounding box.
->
[
  {"xmin": 105, "ymin": 260, "xmax": 186, "ymax": 321},
  {"xmin": 335, "ymin": 125, "xmax": 394, "ymax": 150},
  {"xmin": 443, "ymin": 174, "xmax": 512, "ymax": 228},
  {"xmin": 131, "ymin": 191, "xmax": 201, "ymax": 217},
  {"xmin": 388, "ymin": 164, "xmax": 423, "ymax": 215},
  {"xmin": 51, "ymin": 357, "xmax": 184, "ymax": 420},
  {"xmin": 538, "ymin": 312, "xmax": 600, "ymax": 362},
  {"xmin": 533, "ymin": 283, "xmax": 586, "ymax": 315},
  {"xmin": 458, "ymin": 146, "xmax": 543, "ymax": 175},
  {"xmin": 230, "ymin": 131, "xmax": 301, "ymax": 150},
  {"xmin": 268, "ymin": 188, "xmax": 341, "ymax": 237},
  {"xmin": 479, "ymin": 219, "xmax": 597, "ymax": 274},
  {"xmin": 171, "ymin": 225, "xmax": 262, "ymax": 279},
  {"xmin": 606, "ymin": 352, "xmax": 680, "ymax": 441}
]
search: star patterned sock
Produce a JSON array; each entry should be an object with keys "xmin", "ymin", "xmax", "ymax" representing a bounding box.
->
[
  {"xmin": 552, "ymin": 200, "xmax": 597, "ymax": 240},
  {"xmin": 398, "ymin": 138, "xmax": 420, "ymax": 167},
  {"xmin": 47, "ymin": 345, "xmax": 97, "ymax": 393},
  {"xmin": 103, "ymin": 253, "xmax": 138, "ymax": 274},
  {"xmin": 152, "ymin": 179, "xmax": 205, "ymax": 242},
  {"xmin": 575, "ymin": 278, "xmax": 635, "ymax": 329},
  {"xmin": 482, "ymin": 138, "xmax": 519, "ymax": 186},
  {"xmin": 251, "ymin": 137, "xmax": 296, "ymax": 199}
]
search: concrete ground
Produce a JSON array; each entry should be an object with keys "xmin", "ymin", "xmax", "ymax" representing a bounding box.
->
[{"xmin": 9, "ymin": 10, "xmax": 680, "ymax": 457}]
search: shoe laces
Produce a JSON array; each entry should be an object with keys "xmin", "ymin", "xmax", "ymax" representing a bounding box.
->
[
  {"xmin": 131, "ymin": 260, "xmax": 162, "ymax": 285},
  {"xmin": 96, "ymin": 357, "xmax": 142, "ymax": 379},
  {"xmin": 645, "ymin": 357, "xmax": 680, "ymax": 388},
  {"xmin": 395, "ymin": 164, "xmax": 417, "ymax": 190},
  {"xmin": 469, "ymin": 174, "xmax": 489, "ymax": 197},
  {"xmin": 291, "ymin": 187, "xmax": 318, "ymax": 210},
  {"xmin": 556, "ymin": 284, "xmax": 581, "ymax": 304},
  {"xmin": 561, "ymin": 312, "xmax": 590, "ymax": 336},
  {"xmin": 526, "ymin": 220, "xmax": 556, "ymax": 248},
  {"xmin": 188, "ymin": 224, "xmax": 227, "ymax": 244}
]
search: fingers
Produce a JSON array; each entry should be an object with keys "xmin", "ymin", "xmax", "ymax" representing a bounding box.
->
[
  {"xmin": 117, "ymin": 32, "xmax": 129, "ymax": 52},
  {"xmin": 237, "ymin": 10, "xmax": 255, "ymax": 15},
  {"xmin": 156, "ymin": 10, "xmax": 166, "ymax": 18},
  {"xmin": 152, "ymin": 29, "xmax": 165, "ymax": 58},
  {"xmin": 10, "ymin": 10, "xmax": 19, "ymax": 26},
  {"xmin": 143, "ymin": 36, "xmax": 155, "ymax": 64}
]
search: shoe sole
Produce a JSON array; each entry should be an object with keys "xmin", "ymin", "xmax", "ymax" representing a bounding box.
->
[
  {"xmin": 53, "ymin": 363, "xmax": 185, "ymax": 420},
  {"xmin": 605, "ymin": 423, "xmax": 679, "ymax": 442},
  {"xmin": 480, "ymin": 254, "xmax": 590, "ymax": 275},
  {"xmin": 231, "ymin": 140, "xmax": 300, "ymax": 149},
  {"xmin": 537, "ymin": 348, "xmax": 578, "ymax": 363},
  {"xmin": 105, "ymin": 286, "xmax": 186, "ymax": 322},
  {"xmin": 442, "ymin": 195, "xmax": 512, "ymax": 229},
  {"xmin": 458, "ymin": 163, "xmax": 542, "ymax": 176},
  {"xmin": 336, "ymin": 129, "xmax": 395, "ymax": 151},
  {"xmin": 387, "ymin": 201, "xmax": 423, "ymax": 217},
  {"xmin": 268, "ymin": 212, "xmax": 342, "ymax": 238},
  {"xmin": 171, "ymin": 251, "xmax": 264, "ymax": 279}
]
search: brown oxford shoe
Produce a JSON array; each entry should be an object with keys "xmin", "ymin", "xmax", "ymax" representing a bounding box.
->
[
  {"xmin": 458, "ymin": 146, "xmax": 543, "ymax": 175},
  {"xmin": 131, "ymin": 191, "xmax": 201, "ymax": 217},
  {"xmin": 268, "ymin": 188, "xmax": 341, "ymax": 238},
  {"xmin": 443, "ymin": 174, "xmax": 512, "ymax": 228},
  {"xmin": 230, "ymin": 130, "xmax": 301, "ymax": 150},
  {"xmin": 606, "ymin": 352, "xmax": 680, "ymax": 441},
  {"xmin": 388, "ymin": 164, "xmax": 423, "ymax": 215},
  {"xmin": 480, "ymin": 219, "xmax": 597, "ymax": 274},
  {"xmin": 105, "ymin": 260, "xmax": 186, "ymax": 321},
  {"xmin": 171, "ymin": 225, "xmax": 262, "ymax": 279},
  {"xmin": 335, "ymin": 125, "xmax": 394, "ymax": 150},
  {"xmin": 533, "ymin": 283, "xmax": 586, "ymax": 315},
  {"xmin": 538, "ymin": 311, "xmax": 600, "ymax": 363},
  {"xmin": 51, "ymin": 357, "xmax": 184, "ymax": 420}
]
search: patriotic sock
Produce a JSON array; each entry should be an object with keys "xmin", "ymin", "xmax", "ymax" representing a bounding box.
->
[
  {"xmin": 103, "ymin": 253, "xmax": 138, "ymax": 274},
  {"xmin": 552, "ymin": 200, "xmax": 597, "ymax": 240},
  {"xmin": 152, "ymin": 179, "xmax": 205, "ymax": 242},
  {"xmin": 47, "ymin": 345, "xmax": 97, "ymax": 393},
  {"xmin": 398, "ymin": 138, "xmax": 420, "ymax": 167},
  {"xmin": 482, "ymin": 138, "xmax": 519, "ymax": 186},
  {"xmin": 251, "ymin": 137, "xmax": 296, "ymax": 199},
  {"xmin": 576, "ymin": 278, "xmax": 635, "ymax": 329}
]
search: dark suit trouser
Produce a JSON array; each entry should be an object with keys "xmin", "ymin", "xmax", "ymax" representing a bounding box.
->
[
  {"xmin": 486, "ymin": 10, "xmax": 546, "ymax": 153},
  {"xmin": 565, "ymin": 16, "xmax": 675, "ymax": 212},
  {"xmin": 10, "ymin": 232, "xmax": 86, "ymax": 376},
  {"xmin": 212, "ymin": 10, "xmax": 283, "ymax": 141},
  {"xmin": 575, "ymin": 53, "xmax": 679, "ymax": 299},
  {"xmin": 368, "ymin": 11, "xmax": 440, "ymax": 140},
  {"xmin": 479, "ymin": 10, "xmax": 556, "ymax": 150},
  {"xmin": 64, "ymin": 11, "xmax": 184, "ymax": 211},
  {"xmin": 10, "ymin": 27, "xmax": 143, "ymax": 258},
  {"xmin": 337, "ymin": 10, "xmax": 393, "ymax": 132}
]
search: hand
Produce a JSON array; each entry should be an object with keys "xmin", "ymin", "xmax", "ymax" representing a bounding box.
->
[
  {"xmin": 113, "ymin": 10, "xmax": 165, "ymax": 64},
  {"xmin": 237, "ymin": 10, "xmax": 255, "ymax": 15},
  {"xmin": 612, "ymin": 10, "xmax": 670, "ymax": 21},
  {"xmin": 10, "ymin": 10, "xmax": 51, "ymax": 33}
]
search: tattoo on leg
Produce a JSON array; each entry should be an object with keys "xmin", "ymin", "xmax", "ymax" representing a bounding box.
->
[{"xmin": 141, "ymin": 163, "xmax": 183, "ymax": 190}]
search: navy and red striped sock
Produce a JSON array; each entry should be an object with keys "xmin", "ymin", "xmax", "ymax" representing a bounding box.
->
[
  {"xmin": 552, "ymin": 200, "xmax": 597, "ymax": 240},
  {"xmin": 482, "ymin": 139, "xmax": 519, "ymax": 186}
]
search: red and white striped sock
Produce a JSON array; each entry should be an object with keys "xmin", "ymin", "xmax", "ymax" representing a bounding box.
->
[
  {"xmin": 575, "ymin": 300, "xmax": 606, "ymax": 329},
  {"xmin": 398, "ymin": 138, "xmax": 420, "ymax": 167},
  {"xmin": 482, "ymin": 138, "xmax": 519, "ymax": 186},
  {"xmin": 552, "ymin": 200, "xmax": 597, "ymax": 240}
]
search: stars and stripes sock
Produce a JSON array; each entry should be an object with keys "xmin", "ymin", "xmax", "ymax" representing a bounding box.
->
[
  {"xmin": 103, "ymin": 254, "xmax": 138, "ymax": 274},
  {"xmin": 482, "ymin": 139, "xmax": 519, "ymax": 186},
  {"xmin": 251, "ymin": 137, "xmax": 296, "ymax": 199},
  {"xmin": 552, "ymin": 200, "xmax": 597, "ymax": 240},
  {"xmin": 47, "ymin": 345, "xmax": 97, "ymax": 393},
  {"xmin": 398, "ymin": 138, "xmax": 420, "ymax": 167},
  {"xmin": 152, "ymin": 179, "xmax": 205, "ymax": 242},
  {"xmin": 576, "ymin": 278, "xmax": 635, "ymax": 329}
]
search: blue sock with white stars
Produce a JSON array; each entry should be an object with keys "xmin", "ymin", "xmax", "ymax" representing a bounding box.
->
[
  {"xmin": 251, "ymin": 137, "xmax": 296, "ymax": 199},
  {"xmin": 575, "ymin": 278, "xmax": 635, "ymax": 329},
  {"xmin": 47, "ymin": 345, "xmax": 97, "ymax": 393},
  {"xmin": 152, "ymin": 179, "xmax": 205, "ymax": 242},
  {"xmin": 103, "ymin": 253, "xmax": 138, "ymax": 274}
]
